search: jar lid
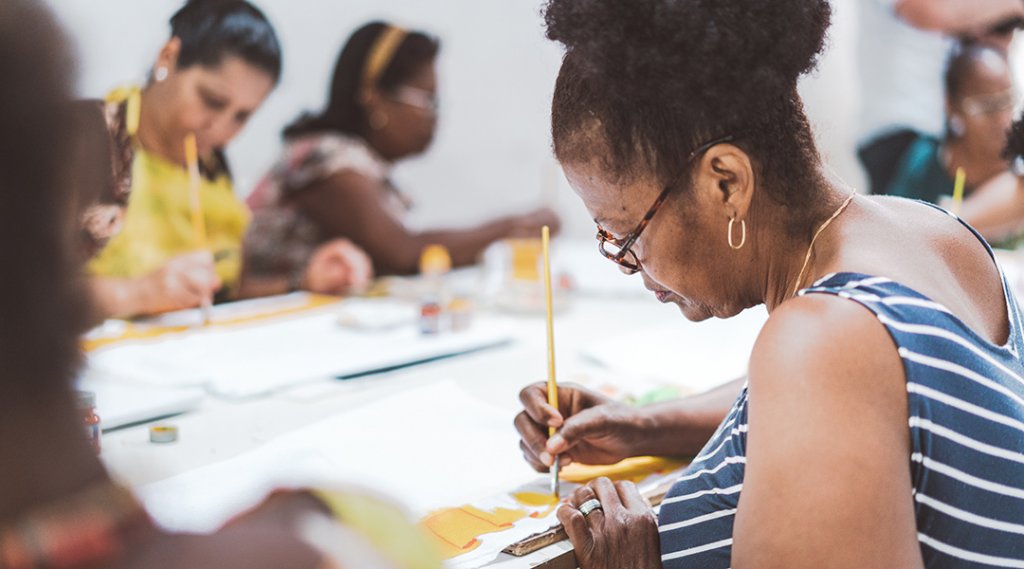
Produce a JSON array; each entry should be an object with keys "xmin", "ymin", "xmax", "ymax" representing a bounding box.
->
[{"xmin": 75, "ymin": 390, "xmax": 96, "ymax": 409}]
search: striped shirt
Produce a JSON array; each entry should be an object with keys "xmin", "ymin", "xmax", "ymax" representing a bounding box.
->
[{"xmin": 658, "ymin": 253, "xmax": 1024, "ymax": 566}]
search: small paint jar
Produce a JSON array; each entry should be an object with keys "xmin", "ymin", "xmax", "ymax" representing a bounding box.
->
[
  {"xmin": 420, "ymin": 301, "xmax": 443, "ymax": 335},
  {"xmin": 76, "ymin": 390, "xmax": 101, "ymax": 454},
  {"xmin": 448, "ymin": 296, "xmax": 473, "ymax": 332}
]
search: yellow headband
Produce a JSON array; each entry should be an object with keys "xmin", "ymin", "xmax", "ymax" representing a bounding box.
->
[{"xmin": 362, "ymin": 25, "xmax": 408, "ymax": 90}]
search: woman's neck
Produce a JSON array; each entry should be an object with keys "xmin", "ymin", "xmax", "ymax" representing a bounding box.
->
[
  {"xmin": 0, "ymin": 386, "xmax": 109, "ymax": 519},
  {"xmin": 138, "ymin": 85, "xmax": 184, "ymax": 167},
  {"xmin": 944, "ymin": 139, "xmax": 1007, "ymax": 187},
  {"xmin": 759, "ymin": 178, "xmax": 851, "ymax": 313}
]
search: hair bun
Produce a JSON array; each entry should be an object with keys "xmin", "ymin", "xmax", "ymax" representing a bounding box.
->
[{"xmin": 544, "ymin": 0, "xmax": 831, "ymax": 110}]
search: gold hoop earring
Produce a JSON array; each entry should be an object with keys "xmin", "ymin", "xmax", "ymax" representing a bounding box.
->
[
  {"xmin": 727, "ymin": 217, "xmax": 746, "ymax": 250},
  {"xmin": 369, "ymin": 110, "xmax": 389, "ymax": 130}
]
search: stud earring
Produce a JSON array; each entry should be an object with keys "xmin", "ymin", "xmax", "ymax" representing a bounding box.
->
[{"xmin": 154, "ymin": 67, "xmax": 168, "ymax": 82}]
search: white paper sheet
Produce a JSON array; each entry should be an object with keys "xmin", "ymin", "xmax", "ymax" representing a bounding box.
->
[
  {"xmin": 89, "ymin": 309, "xmax": 514, "ymax": 399},
  {"xmin": 76, "ymin": 374, "xmax": 204, "ymax": 431},
  {"xmin": 137, "ymin": 381, "xmax": 681, "ymax": 568},
  {"xmin": 581, "ymin": 306, "xmax": 768, "ymax": 393},
  {"xmin": 138, "ymin": 381, "xmax": 536, "ymax": 532}
]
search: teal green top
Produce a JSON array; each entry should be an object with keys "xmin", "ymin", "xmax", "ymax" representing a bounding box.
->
[
  {"xmin": 885, "ymin": 135, "xmax": 1024, "ymax": 249},
  {"xmin": 885, "ymin": 135, "xmax": 955, "ymax": 203}
]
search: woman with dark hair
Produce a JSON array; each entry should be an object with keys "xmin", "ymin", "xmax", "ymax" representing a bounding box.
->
[
  {"xmin": 885, "ymin": 45, "xmax": 1016, "ymax": 205},
  {"xmin": 88, "ymin": 0, "xmax": 371, "ymax": 319},
  {"xmin": 514, "ymin": 0, "xmax": 1024, "ymax": 567},
  {"xmin": 0, "ymin": 3, "xmax": 439, "ymax": 567},
  {"xmin": 243, "ymin": 21, "xmax": 559, "ymax": 278}
]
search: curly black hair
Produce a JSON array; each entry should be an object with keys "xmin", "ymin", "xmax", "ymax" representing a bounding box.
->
[
  {"xmin": 1003, "ymin": 109, "xmax": 1024, "ymax": 163},
  {"xmin": 545, "ymin": 0, "xmax": 832, "ymax": 224}
]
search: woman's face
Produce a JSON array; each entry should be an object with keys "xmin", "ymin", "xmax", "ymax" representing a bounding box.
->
[
  {"xmin": 372, "ymin": 61, "xmax": 439, "ymax": 158},
  {"xmin": 563, "ymin": 156, "xmax": 752, "ymax": 321},
  {"xmin": 951, "ymin": 52, "xmax": 1016, "ymax": 159},
  {"xmin": 159, "ymin": 53, "xmax": 275, "ymax": 158}
]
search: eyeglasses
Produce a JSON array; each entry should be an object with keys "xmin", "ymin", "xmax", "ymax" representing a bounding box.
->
[
  {"xmin": 388, "ymin": 85, "xmax": 438, "ymax": 114},
  {"xmin": 961, "ymin": 88, "xmax": 1017, "ymax": 117},
  {"xmin": 596, "ymin": 135, "xmax": 734, "ymax": 274}
]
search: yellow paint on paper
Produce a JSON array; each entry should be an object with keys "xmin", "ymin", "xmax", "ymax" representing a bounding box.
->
[
  {"xmin": 512, "ymin": 491, "xmax": 560, "ymax": 518},
  {"xmin": 507, "ymin": 238, "xmax": 542, "ymax": 282},
  {"xmin": 421, "ymin": 505, "xmax": 527, "ymax": 559},
  {"xmin": 561, "ymin": 456, "xmax": 688, "ymax": 483},
  {"xmin": 511, "ymin": 491, "xmax": 559, "ymax": 507}
]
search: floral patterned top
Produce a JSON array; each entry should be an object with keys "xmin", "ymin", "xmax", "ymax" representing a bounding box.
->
[
  {"xmin": 78, "ymin": 97, "xmax": 134, "ymax": 260},
  {"xmin": 244, "ymin": 133, "xmax": 409, "ymax": 285}
]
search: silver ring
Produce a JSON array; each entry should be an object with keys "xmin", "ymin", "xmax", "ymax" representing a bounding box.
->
[{"xmin": 578, "ymin": 498, "xmax": 602, "ymax": 517}]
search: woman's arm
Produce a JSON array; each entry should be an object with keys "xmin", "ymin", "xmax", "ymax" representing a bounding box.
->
[
  {"xmin": 895, "ymin": 0, "xmax": 1024, "ymax": 34},
  {"xmin": 236, "ymin": 239, "xmax": 374, "ymax": 300},
  {"xmin": 733, "ymin": 295, "xmax": 924, "ymax": 569},
  {"xmin": 960, "ymin": 171, "xmax": 1024, "ymax": 241},
  {"xmin": 290, "ymin": 171, "xmax": 558, "ymax": 275}
]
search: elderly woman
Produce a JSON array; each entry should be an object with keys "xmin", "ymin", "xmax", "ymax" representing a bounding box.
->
[{"xmin": 515, "ymin": 0, "xmax": 1024, "ymax": 568}]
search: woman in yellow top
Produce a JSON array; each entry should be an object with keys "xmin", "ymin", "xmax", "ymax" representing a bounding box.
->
[{"xmin": 89, "ymin": 0, "xmax": 372, "ymax": 319}]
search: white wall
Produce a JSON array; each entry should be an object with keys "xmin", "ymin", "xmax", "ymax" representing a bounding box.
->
[{"xmin": 48, "ymin": 0, "xmax": 862, "ymax": 237}]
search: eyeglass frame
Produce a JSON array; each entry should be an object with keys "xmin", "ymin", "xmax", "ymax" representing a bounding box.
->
[
  {"xmin": 596, "ymin": 135, "xmax": 735, "ymax": 274},
  {"xmin": 386, "ymin": 85, "xmax": 439, "ymax": 114},
  {"xmin": 959, "ymin": 88, "xmax": 1018, "ymax": 118}
]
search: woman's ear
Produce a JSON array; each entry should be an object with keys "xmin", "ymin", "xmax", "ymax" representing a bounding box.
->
[
  {"xmin": 695, "ymin": 144, "xmax": 755, "ymax": 220},
  {"xmin": 151, "ymin": 36, "xmax": 182, "ymax": 78}
]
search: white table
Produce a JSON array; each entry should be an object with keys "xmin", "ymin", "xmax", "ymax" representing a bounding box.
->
[{"xmin": 95, "ymin": 250, "xmax": 764, "ymax": 568}]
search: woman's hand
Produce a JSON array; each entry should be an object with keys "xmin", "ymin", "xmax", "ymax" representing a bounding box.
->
[
  {"xmin": 559, "ymin": 477, "xmax": 662, "ymax": 569},
  {"xmin": 515, "ymin": 383, "xmax": 649, "ymax": 471},
  {"xmin": 143, "ymin": 251, "xmax": 221, "ymax": 313},
  {"xmin": 303, "ymin": 239, "xmax": 374, "ymax": 294}
]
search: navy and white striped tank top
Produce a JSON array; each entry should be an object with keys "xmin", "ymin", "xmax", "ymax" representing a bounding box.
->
[{"xmin": 658, "ymin": 264, "xmax": 1024, "ymax": 566}]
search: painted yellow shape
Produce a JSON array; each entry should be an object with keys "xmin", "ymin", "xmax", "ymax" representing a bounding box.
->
[
  {"xmin": 512, "ymin": 491, "xmax": 559, "ymax": 507},
  {"xmin": 561, "ymin": 456, "xmax": 688, "ymax": 483},
  {"xmin": 512, "ymin": 491, "xmax": 560, "ymax": 518},
  {"xmin": 420, "ymin": 505, "xmax": 527, "ymax": 559}
]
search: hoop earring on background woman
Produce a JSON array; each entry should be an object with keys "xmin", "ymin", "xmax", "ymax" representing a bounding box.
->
[
  {"xmin": 369, "ymin": 110, "xmax": 389, "ymax": 130},
  {"xmin": 727, "ymin": 216, "xmax": 746, "ymax": 250},
  {"xmin": 153, "ymin": 67, "xmax": 168, "ymax": 82}
]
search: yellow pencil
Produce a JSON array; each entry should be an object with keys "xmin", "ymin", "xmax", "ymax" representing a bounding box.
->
[
  {"xmin": 952, "ymin": 166, "xmax": 966, "ymax": 216},
  {"xmin": 184, "ymin": 133, "xmax": 212, "ymax": 325},
  {"xmin": 542, "ymin": 225, "xmax": 559, "ymax": 497}
]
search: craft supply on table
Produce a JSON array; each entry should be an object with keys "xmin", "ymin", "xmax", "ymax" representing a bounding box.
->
[
  {"xmin": 149, "ymin": 424, "xmax": 179, "ymax": 444},
  {"xmin": 77, "ymin": 390, "xmax": 101, "ymax": 454}
]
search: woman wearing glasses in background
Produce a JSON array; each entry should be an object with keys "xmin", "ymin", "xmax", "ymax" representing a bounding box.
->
[
  {"xmin": 243, "ymin": 22, "xmax": 560, "ymax": 278},
  {"xmin": 514, "ymin": 0, "xmax": 1024, "ymax": 567},
  {"xmin": 885, "ymin": 44, "xmax": 1022, "ymax": 242}
]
